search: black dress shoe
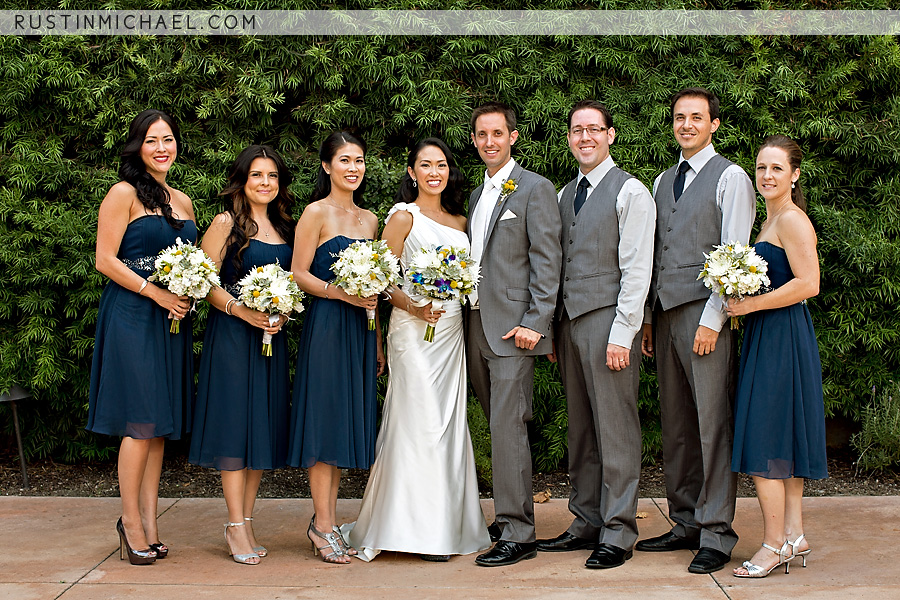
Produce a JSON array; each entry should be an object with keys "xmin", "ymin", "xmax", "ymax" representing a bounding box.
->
[
  {"xmin": 585, "ymin": 543, "xmax": 633, "ymax": 569},
  {"xmin": 688, "ymin": 548, "xmax": 731, "ymax": 574},
  {"xmin": 635, "ymin": 531, "xmax": 700, "ymax": 552},
  {"xmin": 475, "ymin": 541, "xmax": 538, "ymax": 567},
  {"xmin": 420, "ymin": 554, "xmax": 451, "ymax": 562},
  {"xmin": 487, "ymin": 521, "xmax": 502, "ymax": 543},
  {"xmin": 536, "ymin": 531, "xmax": 594, "ymax": 552}
]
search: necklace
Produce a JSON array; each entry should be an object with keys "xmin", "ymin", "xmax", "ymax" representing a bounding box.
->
[{"xmin": 326, "ymin": 201, "xmax": 363, "ymax": 226}]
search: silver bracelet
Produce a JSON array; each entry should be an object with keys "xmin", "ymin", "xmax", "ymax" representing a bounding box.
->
[
  {"xmin": 138, "ymin": 279, "xmax": 149, "ymax": 294},
  {"xmin": 324, "ymin": 282, "xmax": 330, "ymax": 298},
  {"xmin": 225, "ymin": 298, "xmax": 237, "ymax": 315}
]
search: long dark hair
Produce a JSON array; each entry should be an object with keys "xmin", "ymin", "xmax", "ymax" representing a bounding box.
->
[
  {"xmin": 758, "ymin": 134, "xmax": 806, "ymax": 212},
  {"xmin": 310, "ymin": 131, "xmax": 367, "ymax": 205},
  {"xmin": 119, "ymin": 109, "xmax": 183, "ymax": 230},
  {"xmin": 218, "ymin": 145, "xmax": 296, "ymax": 280},
  {"xmin": 395, "ymin": 138, "xmax": 465, "ymax": 216}
]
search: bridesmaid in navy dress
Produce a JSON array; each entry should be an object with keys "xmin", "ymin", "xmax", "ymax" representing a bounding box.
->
[
  {"xmin": 87, "ymin": 109, "xmax": 196, "ymax": 565},
  {"xmin": 287, "ymin": 131, "xmax": 385, "ymax": 564},
  {"xmin": 727, "ymin": 135, "xmax": 827, "ymax": 578},
  {"xmin": 189, "ymin": 145, "xmax": 295, "ymax": 564}
]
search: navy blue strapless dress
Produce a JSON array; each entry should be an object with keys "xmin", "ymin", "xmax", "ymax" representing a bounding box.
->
[
  {"xmin": 731, "ymin": 241, "xmax": 828, "ymax": 480},
  {"xmin": 189, "ymin": 240, "xmax": 293, "ymax": 471},
  {"xmin": 87, "ymin": 215, "xmax": 197, "ymax": 440},
  {"xmin": 287, "ymin": 236, "xmax": 377, "ymax": 469}
]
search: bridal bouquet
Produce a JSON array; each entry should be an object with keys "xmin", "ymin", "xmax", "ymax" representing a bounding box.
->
[
  {"xmin": 149, "ymin": 238, "xmax": 220, "ymax": 333},
  {"xmin": 331, "ymin": 240, "xmax": 401, "ymax": 330},
  {"xmin": 237, "ymin": 262, "xmax": 305, "ymax": 356},
  {"xmin": 407, "ymin": 245, "xmax": 481, "ymax": 342},
  {"xmin": 698, "ymin": 241, "xmax": 770, "ymax": 329}
]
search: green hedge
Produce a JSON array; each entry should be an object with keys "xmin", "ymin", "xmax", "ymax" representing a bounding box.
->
[{"xmin": 2, "ymin": 5, "xmax": 899, "ymax": 473}]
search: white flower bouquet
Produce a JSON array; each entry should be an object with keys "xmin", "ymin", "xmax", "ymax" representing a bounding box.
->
[
  {"xmin": 237, "ymin": 262, "xmax": 305, "ymax": 356},
  {"xmin": 331, "ymin": 239, "xmax": 401, "ymax": 330},
  {"xmin": 407, "ymin": 245, "xmax": 481, "ymax": 342},
  {"xmin": 698, "ymin": 241, "xmax": 770, "ymax": 329},
  {"xmin": 149, "ymin": 238, "xmax": 220, "ymax": 333}
]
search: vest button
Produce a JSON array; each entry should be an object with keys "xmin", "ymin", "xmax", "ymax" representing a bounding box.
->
[
  {"xmin": 572, "ymin": 222, "xmax": 576, "ymax": 227},
  {"xmin": 569, "ymin": 240, "xmax": 574, "ymax": 244},
  {"xmin": 664, "ymin": 246, "xmax": 668, "ymax": 251},
  {"xmin": 567, "ymin": 258, "xmax": 572, "ymax": 263},
  {"xmin": 672, "ymin": 208, "xmax": 676, "ymax": 213},
  {"xmin": 563, "ymin": 294, "xmax": 568, "ymax": 299},
  {"xmin": 565, "ymin": 277, "xmax": 570, "ymax": 281},
  {"xmin": 667, "ymin": 227, "xmax": 672, "ymax": 232},
  {"xmin": 660, "ymin": 266, "xmax": 665, "ymax": 270}
]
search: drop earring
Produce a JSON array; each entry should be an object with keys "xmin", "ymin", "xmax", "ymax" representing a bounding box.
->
[{"xmin": 413, "ymin": 179, "xmax": 417, "ymax": 188}]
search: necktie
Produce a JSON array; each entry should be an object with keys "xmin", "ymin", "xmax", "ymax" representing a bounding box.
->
[
  {"xmin": 574, "ymin": 177, "xmax": 590, "ymax": 215},
  {"xmin": 673, "ymin": 160, "xmax": 691, "ymax": 202}
]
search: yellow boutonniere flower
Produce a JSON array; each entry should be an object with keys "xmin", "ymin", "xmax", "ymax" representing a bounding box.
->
[{"xmin": 498, "ymin": 178, "xmax": 518, "ymax": 205}]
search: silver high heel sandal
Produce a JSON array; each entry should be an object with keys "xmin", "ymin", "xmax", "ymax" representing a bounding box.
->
[
  {"xmin": 307, "ymin": 515, "xmax": 347, "ymax": 564},
  {"xmin": 224, "ymin": 521, "xmax": 260, "ymax": 565},
  {"xmin": 244, "ymin": 517, "xmax": 267, "ymax": 557},
  {"xmin": 733, "ymin": 540, "xmax": 793, "ymax": 578},
  {"xmin": 332, "ymin": 525, "xmax": 357, "ymax": 556},
  {"xmin": 788, "ymin": 534, "xmax": 811, "ymax": 567}
]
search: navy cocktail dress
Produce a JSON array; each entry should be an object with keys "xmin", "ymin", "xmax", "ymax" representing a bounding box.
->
[
  {"xmin": 87, "ymin": 215, "xmax": 197, "ymax": 440},
  {"xmin": 189, "ymin": 240, "xmax": 293, "ymax": 471},
  {"xmin": 731, "ymin": 241, "xmax": 828, "ymax": 480},
  {"xmin": 287, "ymin": 236, "xmax": 377, "ymax": 469}
]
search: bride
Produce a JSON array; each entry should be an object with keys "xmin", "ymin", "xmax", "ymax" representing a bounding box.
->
[{"xmin": 346, "ymin": 138, "xmax": 491, "ymax": 561}]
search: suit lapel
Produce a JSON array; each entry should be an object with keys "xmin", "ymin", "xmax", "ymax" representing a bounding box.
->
[
  {"xmin": 484, "ymin": 163, "xmax": 524, "ymax": 249},
  {"xmin": 467, "ymin": 184, "xmax": 485, "ymax": 240}
]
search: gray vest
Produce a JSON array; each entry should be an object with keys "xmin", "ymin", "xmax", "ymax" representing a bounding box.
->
[
  {"xmin": 649, "ymin": 154, "xmax": 733, "ymax": 311},
  {"xmin": 557, "ymin": 166, "xmax": 633, "ymax": 321}
]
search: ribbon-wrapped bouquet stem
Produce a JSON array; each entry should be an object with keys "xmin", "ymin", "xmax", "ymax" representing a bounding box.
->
[
  {"xmin": 149, "ymin": 238, "xmax": 220, "ymax": 334},
  {"xmin": 407, "ymin": 245, "xmax": 481, "ymax": 342},
  {"xmin": 237, "ymin": 262, "xmax": 305, "ymax": 356},
  {"xmin": 331, "ymin": 240, "xmax": 401, "ymax": 330},
  {"xmin": 698, "ymin": 241, "xmax": 770, "ymax": 329}
]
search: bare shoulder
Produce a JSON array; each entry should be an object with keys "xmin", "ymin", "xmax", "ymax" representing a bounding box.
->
[
  {"xmin": 209, "ymin": 211, "xmax": 234, "ymax": 231},
  {"xmin": 168, "ymin": 188, "xmax": 195, "ymax": 220},
  {"xmin": 103, "ymin": 181, "xmax": 138, "ymax": 206},
  {"xmin": 779, "ymin": 208, "xmax": 817, "ymax": 243},
  {"xmin": 451, "ymin": 213, "xmax": 467, "ymax": 230},
  {"xmin": 300, "ymin": 200, "xmax": 327, "ymax": 219}
]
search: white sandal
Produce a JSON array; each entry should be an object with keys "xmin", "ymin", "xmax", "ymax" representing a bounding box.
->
[
  {"xmin": 733, "ymin": 541, "xmax": 792, "ymax": 578},
  {"xmin": 788, "ymin": 534, "xmax": 811, "ymax": 567}
]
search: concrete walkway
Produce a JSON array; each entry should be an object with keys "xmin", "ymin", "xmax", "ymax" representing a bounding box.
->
[{"xmin": 2, "ymin": 496, "xmax": 898, "ymax": 599}]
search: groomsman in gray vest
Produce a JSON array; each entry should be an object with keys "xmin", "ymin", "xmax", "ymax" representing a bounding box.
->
[
  {"xmin": 466, "ymin": 102, "xmax": 562, "ymax": 567},
  {"xmin": 636, "ymin": 87, "xmax": 755, "ymax": 574},
  {"xmin": 536, "ymin": 100, "xmax": 655, "ymax": 569}
]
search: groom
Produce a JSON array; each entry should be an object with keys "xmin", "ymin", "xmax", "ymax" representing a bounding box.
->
[{"xmin": 466, "ymin": 102, "xmax": 562, "ymax": 567}]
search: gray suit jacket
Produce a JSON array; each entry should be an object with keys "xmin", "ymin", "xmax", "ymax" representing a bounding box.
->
[{"xmin": 468, "ymin": 163, "xmax": 562, "ymax": 357}]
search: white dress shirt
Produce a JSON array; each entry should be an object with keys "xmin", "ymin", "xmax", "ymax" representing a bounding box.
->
[
  {"xmin": 651, "ymin": 143, "xmax": 756, "ymax": 332},
  {"xmin": 568, "ymin": 157, "xmax": 656, "ymax": 348}
]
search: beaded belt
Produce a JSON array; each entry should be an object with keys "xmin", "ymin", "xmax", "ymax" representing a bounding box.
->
[{"xmin": 121, "ymin": 256, "xmax": 156, "ymax": 273}]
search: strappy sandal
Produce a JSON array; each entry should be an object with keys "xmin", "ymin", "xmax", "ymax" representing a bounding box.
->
[
  {"xmin": 224, "ymin": 521, "xmax": 260, "ymax": 565},
  {"xmin": 733, "ymin": 540, "xmax": 792, "ymax": 578},
  {"xmin": 332, "ymin": 525, "xmax": 358, "ymax": 556},
  {"xmin": 788, "ymin": 534, "xmax": 812, "ymax": 567},
  {"xmin": 307, "ymin": 516, "xmax": 347, "ymax": 564},
  {"xmin": 244, "ymin": 517, "xmax": 267, "ymax": 557}
]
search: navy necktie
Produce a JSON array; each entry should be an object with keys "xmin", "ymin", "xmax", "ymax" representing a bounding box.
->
[
  {"xmin": 574, "ymin": 177, "xmax": 591, "ymax": 215},
  {"xmin": 673, "ymin": 160, "xmax": 691, "ymax": 202}
]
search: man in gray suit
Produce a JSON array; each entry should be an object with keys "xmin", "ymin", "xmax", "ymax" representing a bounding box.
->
[
  {"xmin": 466, "ymin": 102, "xmax": 562, "ymax": 567},
  {"xmin": 536, "ymin": 100, "xmax": 655, "ymax": 569},
  {"xmin": 636, "ymin": 87, "xmax": 755, "ymax": 574}
]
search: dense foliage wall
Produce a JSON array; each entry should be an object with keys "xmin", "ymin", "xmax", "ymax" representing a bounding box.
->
[{"xmin": 2, "ymin": 6, "xmax": 899, "ymax": 474}]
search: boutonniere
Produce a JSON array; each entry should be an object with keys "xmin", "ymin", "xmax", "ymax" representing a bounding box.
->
[{"xmin": 497, "ymin": 178, "xmax": 518, "ymax": 205}]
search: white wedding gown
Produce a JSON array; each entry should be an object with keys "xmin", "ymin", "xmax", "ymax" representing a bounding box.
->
[{"xmin": 346, "ymin": 203, "xmax": 491, "ymax": 560}]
